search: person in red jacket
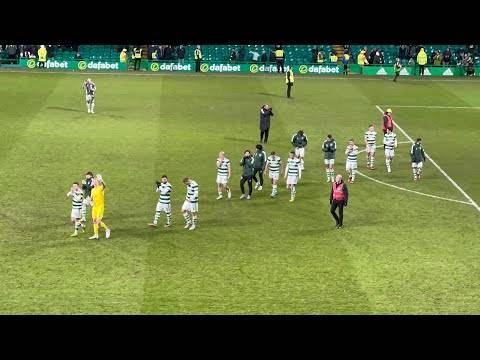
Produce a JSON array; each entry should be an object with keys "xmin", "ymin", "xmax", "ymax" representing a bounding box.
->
[
  {"xmin": 382, "ymin": 108, "xmax": 394, "ymax": 134},
  {"xmin": 329, "ymin": 174, "xmax": 349, "ymax": 229}
]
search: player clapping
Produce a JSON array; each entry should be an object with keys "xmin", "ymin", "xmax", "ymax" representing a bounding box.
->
[
  {"xmin": 182, "ymin": 177, "xmax": 199, "ymax": 231},
  {"xmin": 345, "ymin": 139, "xmax": 359, "ymax": 183},
  {"xmin": 149, "ymin": 175, "xmax": 173, "ymax": 228}
]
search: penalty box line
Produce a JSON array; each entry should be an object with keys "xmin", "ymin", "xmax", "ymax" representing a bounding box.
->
[{"xmin": 375, "ymin": 105, "xmax": 480, "ymax": 213}]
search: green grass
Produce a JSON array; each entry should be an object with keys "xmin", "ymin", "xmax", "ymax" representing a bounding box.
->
[{"xmin": 1, "ymin": 71, "xmax": 480, "ymax": 314}]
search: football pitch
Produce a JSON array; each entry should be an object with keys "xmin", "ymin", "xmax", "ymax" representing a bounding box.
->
[{"xmin": 1, "ymin": 71, "xmax": 479, "ymax": 314}]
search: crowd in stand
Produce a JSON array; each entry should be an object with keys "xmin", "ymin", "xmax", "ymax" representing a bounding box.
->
[
  {"xmin": 398, "ymin": 45, "xmax": 478, "ymax": 66},
  {"xmin": 0, "ymin": 45, "xmax": 80, "ymax": 63}
]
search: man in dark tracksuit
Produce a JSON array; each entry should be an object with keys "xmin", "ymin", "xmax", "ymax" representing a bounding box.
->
[
  {"xmin": 259, "ymin": 104, "xmax": 274, "ymax": 143},
  {"xmin": 240, "ymin": 150, "xmax": 255, "ymax": 200},
  {"xmin": 330, "ymin": 174, "xmax": 349, "ymax": 229},
  {"xmin": 252, "ymin": 144, "xmax": 267, "ymax": 191}
]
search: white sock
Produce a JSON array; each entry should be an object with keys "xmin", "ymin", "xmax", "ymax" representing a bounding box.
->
[
  {"xmin": 291, "ymin": 186, "xmax": 296, "ymax": 199},
  {"xmin": 183, "ymin": 212, "xmax": 191, "ymax": 224},
  {"xmin": 352, "ymin": 169, "xmax": 356, "ymax": 181}
]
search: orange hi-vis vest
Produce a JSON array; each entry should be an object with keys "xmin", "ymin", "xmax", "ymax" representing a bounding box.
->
[{"xmin": 332, "ymin": 182, "xmax": 345, "ymax": 201}]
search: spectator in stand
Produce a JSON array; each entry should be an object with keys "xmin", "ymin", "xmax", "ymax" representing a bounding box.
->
[
  {"xmin": 329, "ymin": 51, "xmax": 338, "ymax": 63},
  {"xmin": 442, "ymin": 48, "xmax": 451, "ymax": 65},
  {"xmin": 399, "ymin": 45, "xmax": 407, "ymax": 60},
  {"xmin": 467, "ymin": 45, "xmax": 475, "ymax": 56},
  {"xmin": 372, "ymin": 51, "xmax": 381, "ymax": 64},
  {"xmin": 317, "ymin": 48, "xmax": 325, "ymax": 63},
  {"xmin": 238, "ymin": 46, "xmax": 246, "ymax": 62},
  {"xmin": 369, "ymin": 48, "xmax": 377, "ymax": 64},
  {"xmin": 269, "ymin": 48, "xmax": 276, "ymax": 63},
  {"xmin": 7, "ymin": 45, "xmax": 18, "ymax": 64},
  {"xmin": 230, "ymin": 48, "xmax": 237, "ymax": 63},
  {"xmin": 177, "ymin": 45, "xmax": 185, "ymax": 64},
  {"xmin": 260, "ymin": 50, "xmax": 267, "ymax": 64},
  {"xmin": 249, "ymin": 50, "xmax": 260, "ymax": 63},
  {"xmin": 432, "ymin": 51, "xmax": 442, "ymax": 66},
  {"xmin": 466, "ymin": 55, "xmax": 474, "ymax": 76},
  {"xmin": 409, "ymin": 45, "xmax": 416, "ymax": 60},
  {"xmin": 164, "ymin": 45, "xmax": 173, "ymax": 60},
  {"xmin": 75, "ymin": 52, "xmax": 83, "ymax": 61},
  {"xmin": 311, "ymin": 47, "xmax": 318, "ymax": 63},
  {"xmin": 408, "ymin": 57, "xmax": 415, "ymax": 67},
  {"xmin": 379, "ymin": 50, "xmax": 385, "ymax": 64}
]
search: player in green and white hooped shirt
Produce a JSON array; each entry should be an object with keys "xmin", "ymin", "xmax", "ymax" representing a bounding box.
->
[
  {"xmin": 364, "ymin": 124, "xmax": 377, "ymax": 170},
  {"xmin": 322, "ymin": 134, "xmax": 336, "ymax": 182},
  {"xmin": 149, "ymin": 175, "xmax": 173, "ymax": 228},
  {"xmin": 216, "ymin": 151, "xmax": 232, "ymax": 200},
  {"xmin": 264, "ymin": 151, "xmax": 282, "ymax": 198},
  {"xmin": 345, "ymin": 139, "xmax": 359, "ymax": 183},
  {"xmin": 67, "ymin": 181, "xmax": 85, "ymax": 237},
  {"xmin": 411, "ymin": 138, "xmax": 426, "ymax": 181},
  {"xmin": 383, "ymin": 128, "xmax": 398, "ymax": 173},
  {"xmin": 182, "ymin": 177, "xmax": 199, "ymax": 231},
  {"xmin": 284, "ymin": 151, "xmax": 302, "ymax": 202}
]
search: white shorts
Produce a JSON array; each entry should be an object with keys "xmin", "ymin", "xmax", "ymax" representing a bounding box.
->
[
  {"xmin": 182, "ymin": 200, "xmax": 199, "ymax": 213},
  {"xmin": 295, "ymin": 147, "xmax": 305, "ymax": 158},
  {"xmin": 156, "ymin": 202, "xmax": 171, "ymax": 213},
  {"xmin": 324, "ymin": 158, "xmax": 335, "ymax": 166},
  {"xmin": 286, "ymin": 176, "xmax": 298, "ymax": 185},
  {"xmin": 86, "ymin": 94, "xmax": 95, "ymax": 103},
  {"xmin": 366, "ymin": 144, "xmax": 376, "ymax": 154},
  {"xmin": 412, "ymin": 162, "xmax": 423, "ymax": 168},
  {"xmin": 269, "ymin": 172, "xmax": 280, "ymax": 180},
  {"xmin": 385, "ymin": 149, "xmax": 395, "ymax": 158},
  {"xmin": 346, "ymin": 161, "xmax": 358, "ymax": 171},
  {"xmin": 71, "ymin": 208, "xmax": 81, "ymax": 219},
  {"xmin": 216, "ymin": 175, "xmax": 228, "ymax": 185}
]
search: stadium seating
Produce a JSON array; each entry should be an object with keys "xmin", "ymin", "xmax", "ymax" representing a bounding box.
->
[{"xmin": 48, "ymin": 45, "xmax": 479, "ymax": 66}]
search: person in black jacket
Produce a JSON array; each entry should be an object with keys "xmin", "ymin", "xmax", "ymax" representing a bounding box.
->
[
  {"xmin": 329, "ymin": 174, "xmax": 349, "ymax": 229},
  {"xmin": 238, "ymin": 46, "xmax": 246, "ymax": 62},
  {"xmin": 177, "ymin": 45, "xmax": 186, "ymax": 64},
  {"xmin": 259, "ymin": 104, "xmax": 274, "ymax": 143}
]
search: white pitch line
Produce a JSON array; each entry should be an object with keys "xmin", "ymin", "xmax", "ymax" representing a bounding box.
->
[
  {"xmin": 356, "ymin": 143, "xmax": 472, "ymax": 205},
  {"xmin": 377, "ymin": 105, "xmax": 480, "ymax": 109},
  {"xmin": 376, "ymin": 105, "xmax": 480, "ymax": 212}
]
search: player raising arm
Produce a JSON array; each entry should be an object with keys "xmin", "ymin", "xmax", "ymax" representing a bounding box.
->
[
  {"xmin": 216, "ymin": 151, "xmax": 232, "ymax": 200},
  {"xmin": 67, "ymin": 182, "xmax": 86, "ymax": 237},
  {"xmin": 89, "ymin": 175, "xmax": 111, "ymax": 240},
  {"xmin": 265, "ymin": 151, "xmax": 282, "ymax": 198},
  {"xmin": 149, "ymin": 175, "xmax": 173, "ymax": 228}
]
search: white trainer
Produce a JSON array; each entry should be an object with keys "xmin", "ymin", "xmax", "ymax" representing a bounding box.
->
[
  {"xmin": 184, "ymin": 223, "xmax": 191, "ymax": 229},
  {"xmin": 188, "ymin": 225, "xmax": 196, "ymax": 231},
  {"xmin": 258, "ymin": 186, "xmax": 263, "ymax": 191},
  {"xmin": 89, "ymin": 234, "xmax": 99, "ymax": 240},
  {"xmin": 105, "ymin": 229, "xmax": 111, "ymax": 239},
  {"xmin": 227, "ymin": 190, "xmax": 232, "ymax": 199},
  {"xmin": 240, "ymin": 194, "xmax": 246, "ymax": 200},
  {"xmin": 216, "ymin": 195, "xmax": 223, "ymax": 200}
]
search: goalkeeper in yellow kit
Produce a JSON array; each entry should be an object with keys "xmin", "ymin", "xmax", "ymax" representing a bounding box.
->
[{"xmin": 89, "ymin": 174, "xmax": 111, "ymax": 240}]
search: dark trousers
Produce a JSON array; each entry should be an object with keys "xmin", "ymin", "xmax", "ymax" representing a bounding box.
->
[
  {"xmin": 286, "ymin": 83, "xmax": 293, "ymax": 98},
  {"xmin": 419, "ymin": 64, "xmax": 425, "ymax": 75},
  {"xmin": 195, "ymin": 59, "xmax": 201, "ymax": 72},
  {"xmin": 260, "ymin": 128, "xmax": 269, "ymax": 143},
  {"xmin": 343, "ymin": 64, "xmax": 348, "ymax": 74},
  {"xmin": 393, "ymin": 71, "xmax": 400, "ymax": 82},
  {"xmin": 252, "ymin": 168, "xmax": 264, "ymax": 186},
  {"xmin": 240, "ymin": 176, "xmax": 253, "ymax": 195},
  {"xmin": 330, "ymin": 200, "xmax": 345, "ymax": 226},
  {"xmin": 134, "ymin": 58, "xmax": 141, "ymax": 70},
  {"xmin": 39, "ymin": 61, "xmax": 45, "ymax": 68},
  {"xmin": 276, "ymin": 60, "xmax": 284, "ymax": 73}
]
